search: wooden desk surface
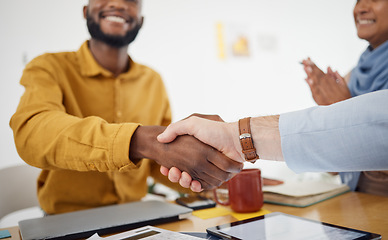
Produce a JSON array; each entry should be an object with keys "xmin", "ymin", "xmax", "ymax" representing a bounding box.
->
[
  {"xmin": 158, "ymin": 192, "xmax": 388, "ymax": 238},
  {"xmin": 2, "ymin": 192, "xmax": 387, "ymax": 239}
]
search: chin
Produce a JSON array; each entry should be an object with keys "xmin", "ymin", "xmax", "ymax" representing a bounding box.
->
[{"xmin": 356, "ymin": 32, "xmax": 373, "ymax": 42}]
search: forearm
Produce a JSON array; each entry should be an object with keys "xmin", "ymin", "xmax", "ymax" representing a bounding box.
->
[
  {"xmin": 250, "ymin": 115, "xmax": 284, "ymax": 161},
  {"xmin": 11, "ymin": 109, "xmax": 138, "ymax": 171}
]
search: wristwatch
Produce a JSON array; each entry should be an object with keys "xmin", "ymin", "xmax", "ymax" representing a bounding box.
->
[{"xmin": 238, "ymin": 117, "xmax": 259, "ymax": 162}]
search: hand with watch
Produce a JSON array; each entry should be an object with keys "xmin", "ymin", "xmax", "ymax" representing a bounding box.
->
[{"xmin": 157, "ymin": 115, "xmax": 282, "ymax": 192}]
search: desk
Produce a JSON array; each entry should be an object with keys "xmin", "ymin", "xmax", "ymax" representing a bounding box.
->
[
  {"xmin": 158, "ymin": 192, "xmax": 388, "ymax": 238},
  {"xmin": 2, "ymin": 192, "xmax": 387, "ymax": 239}
]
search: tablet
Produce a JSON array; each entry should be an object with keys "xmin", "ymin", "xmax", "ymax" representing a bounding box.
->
[{"xmin": 206, "ymin": 212, "xmax": 381, "ymax": 240}]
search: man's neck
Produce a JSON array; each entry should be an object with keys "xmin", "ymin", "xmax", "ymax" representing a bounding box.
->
[{"xmin": 88, "ymin": 39, "xmax": 130, "ymax": 77}]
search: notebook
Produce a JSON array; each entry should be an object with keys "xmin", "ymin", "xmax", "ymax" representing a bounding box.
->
[
  {"xmin": 262, "ymin": 181, "xmax": 350, "ymax": 207},
  {"xmin": 18, "ymin": 200, "xmax": 192, "ymax": 240}
]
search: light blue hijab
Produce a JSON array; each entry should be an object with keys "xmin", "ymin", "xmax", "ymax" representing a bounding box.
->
[{"xmin": 348, "ymin": 40, "xmax": 388, "ymax": 97}]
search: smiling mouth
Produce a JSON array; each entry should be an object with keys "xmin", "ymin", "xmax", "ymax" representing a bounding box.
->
[
  {"xmin": 104, "ymin": 15, "xmax": 127, "ymax": 24},
  {"xmin": 357, "ymin": 19, "xmax": 375, "ymax": 25}
]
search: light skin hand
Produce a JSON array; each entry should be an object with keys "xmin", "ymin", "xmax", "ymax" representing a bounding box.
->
[
  {"xmin": 157, "ymin": 117, "xmax": 243, "ymax": 192},
  {"xmin": 186, "ymin": 113, "xmax": 225, "ymax": 122},
  {"xmin": 157, "ymin": 117, "xmax": 243, "ymax": 162}
]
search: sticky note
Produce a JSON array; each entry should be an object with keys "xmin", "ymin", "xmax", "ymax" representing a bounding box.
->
[
  {"xmin": 193, "ymin": 206, "xmax": 271, "ymax": 221},
  {"xmin": 192, "ymin": 206, "xmax": 231, "ymax": 219},
  {"xmin": 231, "ymin": 208, "xmax": 271, "ymax": 221},
  {"xmin": 0, "ymin": 230, "xmax": 11, "ymax": 239}
]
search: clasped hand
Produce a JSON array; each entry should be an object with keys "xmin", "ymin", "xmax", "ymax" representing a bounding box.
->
[
  {"xmin": 156, "ymin": 114, "xmax": 284, "ymax": 192},
  {"xmin": 157, "ymin": 114, "xmax": 244, "ymax": 192}
]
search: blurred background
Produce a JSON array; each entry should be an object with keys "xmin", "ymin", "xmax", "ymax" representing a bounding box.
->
[{"xmin": 0, "ymin": 0, "xmax": 366, "ymax": 180}]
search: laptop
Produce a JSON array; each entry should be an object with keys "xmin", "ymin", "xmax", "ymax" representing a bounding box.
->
[{"xmin": 18, "ymin": 200, "xmax": 192, "ymax": 240}]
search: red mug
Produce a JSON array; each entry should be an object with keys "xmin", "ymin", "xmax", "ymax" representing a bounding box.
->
[{"xmin": 213, "ymin": 168, "xmax": 263, "ymax": 213}]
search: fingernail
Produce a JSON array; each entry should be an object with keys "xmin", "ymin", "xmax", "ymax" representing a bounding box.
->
[{"xmin": 306, "ymin": 66, "xmax": 312, "ymax": 73}]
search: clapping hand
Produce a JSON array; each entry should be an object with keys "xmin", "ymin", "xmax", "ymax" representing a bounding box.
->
[{"xmin": 302, "ymin": 57, "xmax": 351, "ymax": 105}]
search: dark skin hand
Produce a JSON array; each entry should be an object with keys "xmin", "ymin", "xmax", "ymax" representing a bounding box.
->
[{"xmin": 129, "ymin": 125, "xmax": 243, "ymax": 190}]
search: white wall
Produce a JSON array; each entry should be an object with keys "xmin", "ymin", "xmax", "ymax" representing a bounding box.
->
[{"xmin": 0, "ymin": 0, "xmax": 367, "ymax": 178}]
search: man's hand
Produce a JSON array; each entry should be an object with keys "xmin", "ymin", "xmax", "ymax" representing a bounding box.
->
[
  {"xmin": 156, "ymin": 115, "xmax": 242, "ymax": 192},
  {"xmin": 302, "ymin": 58, "xmax": 351, "ymax": 105},
  {"xmin": 129, "ymin": 125, "xmax": 243, "ymax": 191},
  {"xmin": 157, "ymin": 114, "xmax": 242, "ymax": 192},
  {"xmin": 157, "ymin": 117, "xmax": 243, "ymax": 162},
  {"xmin": 185, "ymin": 113, "xmax": 224, "ymax": 122}
]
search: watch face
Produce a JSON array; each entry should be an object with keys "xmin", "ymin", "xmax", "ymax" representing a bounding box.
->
[{"xmin": 239, "ymin": 133, "xmax": 252, "ymax": 139}]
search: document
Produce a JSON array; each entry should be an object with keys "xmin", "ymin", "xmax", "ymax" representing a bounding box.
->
[{"xmin": 87, "ymin": 226, "xmax": 202, "ymax": 240}]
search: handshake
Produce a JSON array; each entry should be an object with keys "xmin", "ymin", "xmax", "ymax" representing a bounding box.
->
[{"xmin": 130, "ymin": 114, "xmax": 283, "ymax": 193}]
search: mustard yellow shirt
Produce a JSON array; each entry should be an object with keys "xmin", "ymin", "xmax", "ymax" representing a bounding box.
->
[{"xmin": 10, "ymin": 41, "xmax": 187, "ymax": 214}]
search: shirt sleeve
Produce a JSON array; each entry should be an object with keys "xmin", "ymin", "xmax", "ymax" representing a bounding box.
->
[
  {"xmin": 279, "ymin": 90, "xmax": 388, "ymax": 173},
  {"xmin": 9, "ymin": 55, "xmax": 138, "ymax": 172}
]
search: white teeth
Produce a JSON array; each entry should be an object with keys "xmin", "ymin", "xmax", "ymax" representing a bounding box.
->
[
  {"xmin": 105, "ymin": 16, "xmax": 126, "ymax": 24},
  {"xmin": 358, "ymin": 19, "xmax": 375, "ymax": 24}
]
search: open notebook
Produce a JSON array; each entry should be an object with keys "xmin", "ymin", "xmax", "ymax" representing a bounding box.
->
[{"xmin": 18, "ymin": 200, "xmax": 192, "ymax": 240}]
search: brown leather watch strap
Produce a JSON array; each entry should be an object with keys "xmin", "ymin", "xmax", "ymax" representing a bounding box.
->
[{"xmin": 239, "ymin": 117, "xmax": 259, "ymax": 162}]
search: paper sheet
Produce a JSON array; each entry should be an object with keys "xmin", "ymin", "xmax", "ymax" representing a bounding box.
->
[{"xmin": 87, "ymin": 226, "xmax": 201, "ymax": 240}]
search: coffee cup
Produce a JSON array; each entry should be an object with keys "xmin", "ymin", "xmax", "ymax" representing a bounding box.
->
[{"xmin": 213, "ymin": 168, "xmax": 263, "ymax": 213}]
